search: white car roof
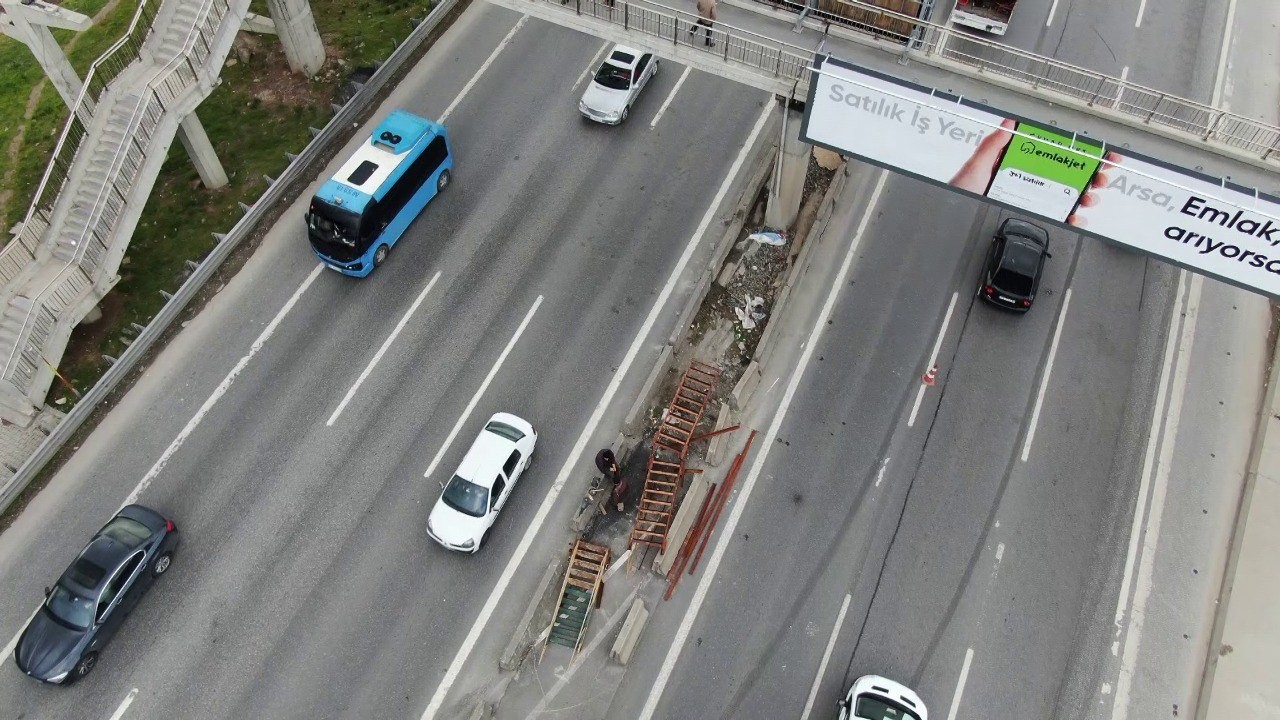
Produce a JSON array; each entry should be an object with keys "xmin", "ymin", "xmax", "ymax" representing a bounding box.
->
[{"xmin": 453, "ymin": 413, "xmax": 532, "ymax": 489}]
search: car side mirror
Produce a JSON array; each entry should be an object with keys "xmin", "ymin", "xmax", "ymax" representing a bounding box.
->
[
  {"xmin": 1045, "ymin": 252, "xmax": 1053, "ymax": 259},
  {"xmin": 43, "ymin": 586, "xmax": 50, "ymax": 598},
  {"xmin": 439, "ymin": 481, "xmax": 446, "ymax": 491}
]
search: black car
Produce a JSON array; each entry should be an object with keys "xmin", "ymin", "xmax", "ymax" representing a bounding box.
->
[
  {"xmin": 979, "ymin": 218, "xmax": 1051, "ymax": 312},
  {"xmin": 14, "ymin": 504, "xmax": 179, "ymax": 684}
]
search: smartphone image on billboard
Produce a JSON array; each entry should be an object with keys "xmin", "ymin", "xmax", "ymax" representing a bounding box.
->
[{"xmin": 983, "ymin": 122, "xmax": 1104, "ymax": 222}]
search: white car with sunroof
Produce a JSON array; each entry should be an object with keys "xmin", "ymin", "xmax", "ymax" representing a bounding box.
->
[
  {"xmin": 427, "ymin": 413, "xmax": 537, "ymax": 553},
  {"xmin": 578, "ymin": 44, "xmax": 659, "ymax": 125}
]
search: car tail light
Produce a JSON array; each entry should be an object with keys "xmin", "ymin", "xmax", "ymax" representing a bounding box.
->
[
  {"xmin": 984, "ymin": 285, "xmax": 994, "ymax": 295},
  {"xmin": 1022, "ymin": 299, "xmax": 1031, "ymax": 307},
  {"xmin": 165, "ymin": 519, "xmax": 175, "ymax": 532}
]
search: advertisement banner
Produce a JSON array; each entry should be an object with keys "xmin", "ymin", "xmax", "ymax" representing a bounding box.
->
[{"xmin": 801, "ymin": 56, "xmax": 1280, "ymax": 298}]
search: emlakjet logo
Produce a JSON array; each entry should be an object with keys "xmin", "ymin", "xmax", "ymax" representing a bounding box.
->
[{"xmin": 800, "ymin": 56, "xmax": 1280, "ymax": 298}]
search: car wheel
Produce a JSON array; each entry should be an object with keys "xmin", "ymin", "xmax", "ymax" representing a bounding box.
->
[
  {"xmin": 437, "ymin": 169, "xmax": 451, "ymax": 193},
  {"xmin": 620, "ymin": 106, "xmax": 629, "ymax": 123},
  {"xmin": 480, "ymin": 529, "xmax": 491, "ymax": 551},
  {"xmin": 373, "ymin": 244, "xmax": 389, "ymax": 267},
  {"xmin": 152, "ymin": 550, "xmax": 172, "ymax": 578},
  {"xmin": 70, "ymin": 652, "xmax": 98, "ymax": 683},
  {"xmin": 653, "ymin": 59, "xmax": 660, "ymax": 77}
]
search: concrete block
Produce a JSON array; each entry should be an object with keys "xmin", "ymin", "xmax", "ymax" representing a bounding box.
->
[
  {"xmin": 655, "ymin": 473, "xmax": 711, "ymax": 576},
  {"xmin": 706, "ymin": 402, "xmax": 735, "ymax": 468},
  {"xmin": 499, "ymin": 557, "xmax": 564, "ymax": 671},
  {"xmin": 610, "ymin": 598, "xmax": 650, "ymax": 665},
  {"xmin": 624, "ymin": 344, "xmax": 673, "ymax": 437},
  {"xmin": 731, "ymin": 360, "xmax": 762, "ymax": 411}
]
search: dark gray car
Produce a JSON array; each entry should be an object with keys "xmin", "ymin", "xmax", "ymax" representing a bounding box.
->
[
  {"xmin": 14, "ymin": 504, "xmax": 179, "ymax": 684},
  {"xmin": 979, "ymin": 217, "xmax": 1051, "ymax": 312}
]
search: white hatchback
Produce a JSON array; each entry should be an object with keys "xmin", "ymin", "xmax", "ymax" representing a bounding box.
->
[
  {"xmin": 427, "ymin": 413, "xmax": 537, "ymax": 553},
  {"xmin": 837, "ymin": 675, "xmax": 927, "ymax": 720},
  {"xmin": 578, "ymin": 44, "xmax": 660, "ymax": 125}
]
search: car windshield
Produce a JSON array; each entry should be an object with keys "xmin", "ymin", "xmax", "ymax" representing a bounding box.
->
[
  {"xmin": 100, "ymin": 517, "xmax": 152, "ymax": 549},
  {"xmin": 307, "ymin": 200, "xmax": 361, "ymax": 247},
  {"xmin": 593, "ymin": 63, "xmax": 632, "ymax": 91},
  {"xmin": 854, "ymin": 695, "xmax": 921, "ymax": 720},
  {"xmin": 45, "ymin": 584, "xmax": 94, "ymax": 630},
  {"xmin": 485, "ymin": 420, "xmax": 525, "ymax": 443},
  {"xmin": 441, "ymin": 475, "xmax": 488, "ymax": 518}
]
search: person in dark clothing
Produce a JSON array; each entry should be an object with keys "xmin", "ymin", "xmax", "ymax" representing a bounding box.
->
[{"xmin": 595, "ymin": 448, "xmax": 627, "ymax": 510}]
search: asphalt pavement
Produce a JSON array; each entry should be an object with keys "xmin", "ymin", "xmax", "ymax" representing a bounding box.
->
[
  {"xmin": 588, "ymin": 0, "xmax": 1272, "ymax": 719},
  {"xmin": 0, "ymin": 3, "xmax": 775, "ymax": 719}
]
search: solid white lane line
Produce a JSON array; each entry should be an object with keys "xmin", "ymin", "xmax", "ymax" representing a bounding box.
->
[
  {"xmin": 1112, "ymin": 271, "xmax": 1187, "ymax": 633},
  {"xmin": 638, "ymin": 170, "xmax": 890, "ymax": 720},
  {"xmin": 108, "ymin": 688, "xmax": 139, "ymax": 720},
  {"xmin": 2, "ymin": 264, "xmax": 325, "ymax": 661},
  {"xmin": 327, "ymin": 272, "xmax": 441, "ymax": 426},
  {"xmin": 799, "ymin": 594, "xmax": 853, "ymax": 720},
  {"xmin": 651, "ymin": 66, "xmax": 692, "ymax": 129},
  {"xmin": 946, "ymin": 648, "xmax": 975, "ymax": 720},
  {"xmin": 1211, "ymin": 0, "xmax": 1240, "ymax": 106},
  {"xmin": 1045, "ymin": 0, "xmax": 1059, "ymax": 26},
  {"xmin": 907, "ymin": 291, "xmax": 959, "ymax": 428},
  {"xmin": 1113, "ymin": 274, "xmax": 1202, "ymax": 720},
  {"xmin": 1134, "ymin": 0, "xmax": 1146, "ymax": 27},
  {"xmin": 440, "ymin": 15, "xmax": 528, "ymax": 123},
  {"xmin": 327, "ymin": 271, "xmax": 442, "ymax": 422},
  {"xmin": 417, "ymin": 101, "xmax": 777, "ymax": 720},
  {"xmin": 422, "ymin": 296, "xmax": 543, "ymax": 478},
  {"xmin": 1021, "ymin": 287, "xmax": 1072, "ymax": 462},
  {"xmin": 573, "ymin": 41, "xmax": 610, "ymax": 92}
]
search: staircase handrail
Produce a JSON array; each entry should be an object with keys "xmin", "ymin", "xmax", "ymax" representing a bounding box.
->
[
  {"xmin": 1, "ymin": 0, "xmax": 230, "ymax": 379},
  {"xmin": 8, "ymin": 0, "xmax": 159, "ymax": 256}
]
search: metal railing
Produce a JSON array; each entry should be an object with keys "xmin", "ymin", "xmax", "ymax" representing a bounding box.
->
[
  {"xmin": 554, "ymin": 0, "xmax": 817, "ymax": 83},
  {"xmin": 0, "ymin": 0, "xmax": 160, "ymax": 289},
  {"xmin": 0, "ymin": 0, "xmax": 234, "ymax": 397},
  {"xmin": 0, "ymin": 0, "xmax": 463, "ymax": 515},
  {"xmin": 742, "ymin": 0, "xmax": 1280, "ymax": 162}
]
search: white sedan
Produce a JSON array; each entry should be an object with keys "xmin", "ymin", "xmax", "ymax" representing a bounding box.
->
[
  {"xmin": 578, "ymin": 44, "xmax": 660, "ymax": 125},
  {"xmin": 837, "ymin": 675, "xmax": 927, "ymax": 720},
  {"xmin": 427, "ymin": 413, "xmax": 537, "ymax": 553}
]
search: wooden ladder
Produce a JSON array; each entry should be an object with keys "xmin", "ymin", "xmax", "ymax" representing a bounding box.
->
[
  {"xmin": 652, "ymin": 361, "xmax": 720, "ymax": 461},
  {"xmin": 543, "ymin": 540, "xmax": 611, "ymax": 659},
  {"xmin": 627, "ymin": 456, "xmax": 685, "ymax": 553}
]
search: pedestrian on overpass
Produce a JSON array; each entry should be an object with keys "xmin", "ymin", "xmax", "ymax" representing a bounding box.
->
[{"xmin": 690, "ymin": 0, "xmax": 717, "ymax": 47}]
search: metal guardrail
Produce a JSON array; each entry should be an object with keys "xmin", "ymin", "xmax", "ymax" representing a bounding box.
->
[
  {"xmin": 0, "ymin": 0, "xmax": 464, "ymax": 514},
  {"xmin": 749, "ymin": 0, "xmax": 1280, "ymax": 162}
]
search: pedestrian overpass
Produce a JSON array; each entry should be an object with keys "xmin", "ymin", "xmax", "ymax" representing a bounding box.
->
[{"xmin": 491, "ymin": 0, "xmax": 1278, "ymax": 192}]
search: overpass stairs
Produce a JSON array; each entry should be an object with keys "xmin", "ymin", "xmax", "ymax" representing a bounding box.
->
[{"xmin": 0, "ymin": 0, "xmax": 251, "ymax": 434}]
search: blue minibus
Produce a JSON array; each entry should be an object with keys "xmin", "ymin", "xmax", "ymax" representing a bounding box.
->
[{"xmin": 305, "ymin": 109, "xmax": 453, "ymax": 277}]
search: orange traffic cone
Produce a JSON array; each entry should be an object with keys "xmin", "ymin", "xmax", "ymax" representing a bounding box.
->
[{"xmin": 922, "ymin": 364, "xmax": 938, "ymax": 386}]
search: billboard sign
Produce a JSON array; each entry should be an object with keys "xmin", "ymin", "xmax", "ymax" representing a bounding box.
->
[{"xmin": 801, "ymin": 56, "xmax": 1280, "ymax": 298}]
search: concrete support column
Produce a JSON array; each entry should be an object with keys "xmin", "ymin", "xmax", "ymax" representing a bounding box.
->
[
  {"xmin": 177, "ymin": 112, "xmax": 228, "ymax": 189},
  {"xmin": 766, "ymin": 106, "xmax": 810, "ymax": 230},
  {"xmin": 0, "ymin": 1, "xmax": 91, "ymax": 109},
  {"xmin": 266, "ymin": 0, "xmax": 325, "ymax": 77}
]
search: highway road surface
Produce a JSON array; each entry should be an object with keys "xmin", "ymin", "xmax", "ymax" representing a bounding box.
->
[
  {"xmin": 601, "ymin": 0, "xmax": 1272, "ymax": 719},
  {"xmin": 0, "ymin": 3, "xmax": 776, "ymax": 719}
]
